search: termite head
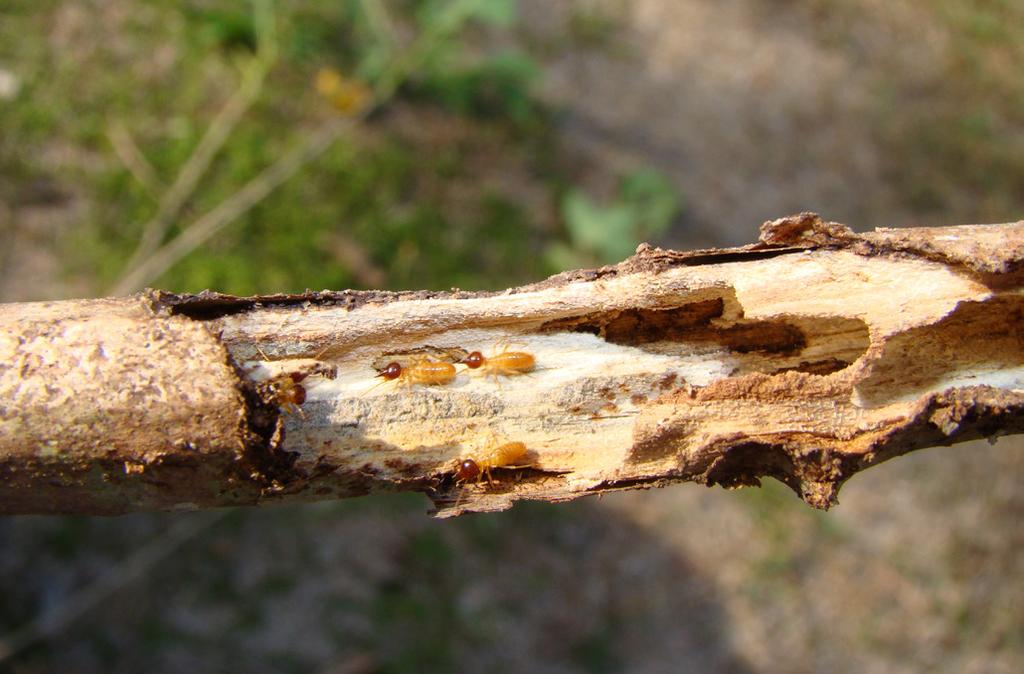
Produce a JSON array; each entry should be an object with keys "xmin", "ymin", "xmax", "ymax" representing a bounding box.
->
[
  {"xmin": 271, "ymin": 377, "xmax": 305, "ymax": 404},
  {"xmin": 455, "ymin": 458, "xmax": 480, "ymax": 481},
  {"xmin": 378, "ymin": 362, "xmax": 403, "ymax": 380},
  {"xmin": 290, "ymin": 371, "xmax": 308, "ymax": 384},
  {"xmin": 461, "ymin": 351, "xmax": 484, "ymax": 369}
]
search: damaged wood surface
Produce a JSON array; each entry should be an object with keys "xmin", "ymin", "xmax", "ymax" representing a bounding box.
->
[{"xmin": 1, "ymin": 213, "xmax": 1022, "ymax": 517}]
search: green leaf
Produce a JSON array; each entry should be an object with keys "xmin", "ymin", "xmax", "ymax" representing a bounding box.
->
[
  {"xmin": 543, "ymin": 241, "xmax": 587, "ymax": 273},
  {"xmin": 418, "ymin": 0, "xmax": 514, "ymax": 35},
  {"xmin": 185, "ymin": 7, "xmax": 258, "ymax": 53},
  {"xmin": 619, "ymin": 169, "xmax": 680, "ymax": 238},
  {"xmin": 462, "ymin": 0, "xmax": 515, "ymax": 26},
  {"xmin": 418, "ymin": 49, "xmax": 539, "ymax": 122},
  {"xmin": 356, "ymin": 43, "xmax": 395, "ymax": 83},
  {"xmin": 561, "ymin": 190, "xmax": 639, "ymax": 262}
]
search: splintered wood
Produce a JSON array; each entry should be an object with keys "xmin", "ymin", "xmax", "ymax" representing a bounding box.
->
[{"xmin": 1, "ymin": 213, "xmax": 1022, "ymax": 516}]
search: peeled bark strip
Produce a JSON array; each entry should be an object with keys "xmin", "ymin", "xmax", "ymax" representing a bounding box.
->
[{"xmin": 1, "ymin": 213, "xmax": 1022, "ymax": 517}]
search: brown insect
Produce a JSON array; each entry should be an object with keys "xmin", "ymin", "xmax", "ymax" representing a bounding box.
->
[
  {"xmin": 375, "ymin": 358, "xmax": 457, "ymax": 388},
  {"xmin": 455, "ymin": 441, "xmax": 530, "ymax": 484},
  {"xmin": 266, "ymin": 371, "xmax": 309, "ymax": 416},
  {"xmin": 461, "ymin": 344, "xmax": 535, "ymax": 379},
  {"xmin": 252, "ymin": 347, "xmax": 337, "ymax": 416}
]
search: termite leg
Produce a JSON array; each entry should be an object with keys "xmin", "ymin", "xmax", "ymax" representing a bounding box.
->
[{"xmin": 494, "ymin": 338, "xmax": 526, "ymax": 353}]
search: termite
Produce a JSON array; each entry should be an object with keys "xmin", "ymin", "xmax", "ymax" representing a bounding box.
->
[
  {"xmin": 375, "ymin": 358, "xmax": 457, "ymax": 388},
  {"xmin": 267, "ymin": 371, "xmax": 309, "ymax": 416},
  {"xmin": 461, "ymin": 344, "xmax": 535, "ymax": 379},
  {"xmin": 455, "ymin": 441, "xmax": 531, "ymax": 484},
  {"xmin": 269, "ymin": 363, "xmax": 336, "ymax": 415},
  {"xmin": 252, "ymin": 347, "xmax": 337, "ymax": 416},
  {"xmin": 370, "ymin": 347, "xmax": 468, "ymax": 373}
]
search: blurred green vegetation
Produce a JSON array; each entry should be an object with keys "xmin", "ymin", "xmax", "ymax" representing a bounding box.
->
[
  {"xmin": 0, "ymin": 0, "xmax": 679, "ymax": 297},
  {"xmin": 901, "ymin": 0, "xmax": 1024, "ymax": 217},
  {"xmin": 808, "ymin": 0, "xmax": 1024, "ymax": 221},
  {"xmin": 0, "ymin": 6, "xmax": 667, "ymax": 669},
  {"xmin": 1, "ymin": 0, "xmax": 1022, "ymax": 294},
  {"xmin": 550, "ymin": 168, "xmax": 679, "ymax": 269}
]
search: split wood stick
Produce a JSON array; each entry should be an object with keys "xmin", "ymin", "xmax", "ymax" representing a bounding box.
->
[{"xmin": 2, "ymin": 213, "xmax": 1022, "ymax": 516}]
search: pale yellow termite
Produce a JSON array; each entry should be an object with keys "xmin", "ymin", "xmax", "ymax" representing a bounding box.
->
[
  {"xmin": 455, "ymin": 441, "xmax": 530, "ymax": 484},
  {"xmin": 460, "ymin": 345, "xmax": 535, "ymax": 379},
  {"xmin": 376, "ymin": 359, "xmax": 457, "ymax": 387}
]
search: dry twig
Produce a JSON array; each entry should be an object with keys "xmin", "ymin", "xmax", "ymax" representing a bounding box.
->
[
  {"xmin": 110, "ymin": 0, "xmax": 278, "ymax": 295},
  {"xmin": 109, "ymin": 119, "xmax": 351, "ymax": 294},
  {"xmin": 106, "ymin": 120, "xmax": 164, "ymax": 198},
  {"xmin": 107, "ymin": 0, "xmax": 447, "ymax": 296},
  {"xmin": 2, "ymin": 214, "xmax": 1022, "ymax": 517}
]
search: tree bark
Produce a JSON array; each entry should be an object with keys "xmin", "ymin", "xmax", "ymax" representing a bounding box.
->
[{"xmin": 2, "ymin": 213, "xmax": 1023, "ymax": 517}]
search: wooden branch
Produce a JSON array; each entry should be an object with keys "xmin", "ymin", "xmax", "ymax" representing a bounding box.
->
[{"xmin": 2, "ymin": 213, "xmax": 1023, "ymax": 517}]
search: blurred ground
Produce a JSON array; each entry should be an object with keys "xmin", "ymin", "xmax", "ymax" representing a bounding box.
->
[{"xmin": 1, "ymin": 0, "xmax": 1022, "ymax": 672}]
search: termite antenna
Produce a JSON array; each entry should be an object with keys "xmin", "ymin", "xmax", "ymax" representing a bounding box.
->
[{"xmin": 359, "ymin": 376, "xmax": 391, "ymax": 398}]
